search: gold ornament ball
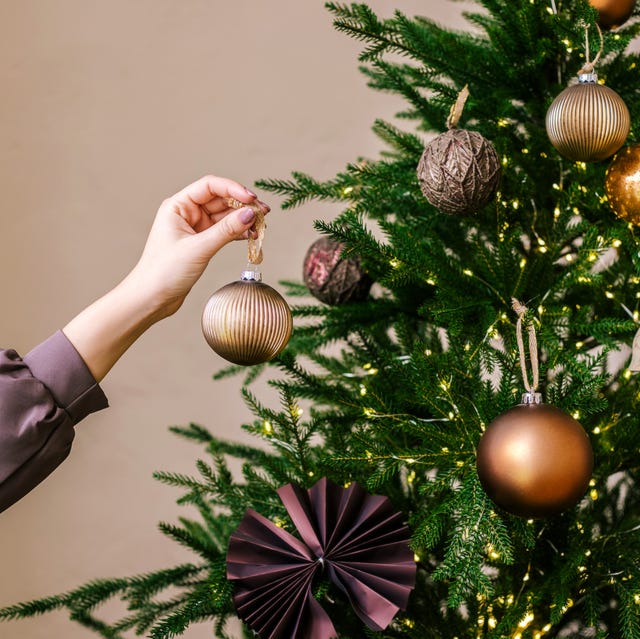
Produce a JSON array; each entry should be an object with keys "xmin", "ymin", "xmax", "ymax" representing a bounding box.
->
[
  {"xmin": 589, "ymin": 0, "xmax": 636, "ymax": 30},
  {"xmin": 546, "ymin": 75, "xmax": 630, "ymax": 162},
  {"xmin": 476, "ymin": 402, "xmax": 593, "ymax": 519},
  {"xmin": 605, "ymin": 144, "xmax": 640, "ymax": 225},
  {"xmin": 202, "ymin": 276, "xmax": 293, "ymax": 366}
]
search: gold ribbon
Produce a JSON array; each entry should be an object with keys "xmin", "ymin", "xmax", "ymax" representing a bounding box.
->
[{"xmin": 225, "ymin": 197, "xmax": 266, "ymax": 265}]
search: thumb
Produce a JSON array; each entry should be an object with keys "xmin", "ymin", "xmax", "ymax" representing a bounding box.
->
[{"xmin": 195, "ymin": 207, "xmax": 256, "ymax": 258}]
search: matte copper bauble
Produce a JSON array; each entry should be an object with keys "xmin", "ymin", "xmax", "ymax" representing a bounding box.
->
[
  {"xmin": 303, "ymin": 237, "xmax": 372, "ymax": 305},
  {"xmin": 590, "ymin": 0, "xmax": 636, "ymax": 30},
  {"xmin": 417, "ymin": 128, "xmax": 501, "ymax": 215},
  {"xmin": 476, "ymin": 398, "xmax": 593, "ymax": 519},
  {"xmin": 605, "ymin": 144, "xmax": 640, "ymax": 225},
  {"xmin": 202, "ymin": 272, "xmax": 292, "ymax": 366},
  {"xmin": 546, "ymin": 73, "xmax": 630, "ymax": 162}
]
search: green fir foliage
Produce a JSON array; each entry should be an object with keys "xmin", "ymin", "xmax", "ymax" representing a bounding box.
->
[{"xmin": 3, "ymin": 0, "xmax": 640, "ymax": 637}]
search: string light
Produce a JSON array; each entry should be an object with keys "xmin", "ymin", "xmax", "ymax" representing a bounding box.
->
[{"xmin": 263, "ymin": 420, "xmax": 273, "ymax": 435}]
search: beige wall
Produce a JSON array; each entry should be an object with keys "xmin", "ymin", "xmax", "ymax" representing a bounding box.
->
[{"xmin": 0, "ymin": 2, "xmax": 469, "ymax": 637}]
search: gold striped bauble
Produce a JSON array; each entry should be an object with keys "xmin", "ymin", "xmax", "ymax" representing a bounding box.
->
[
  {"xmin": 545, "ymin": 73, "xmax": 630, "ymax": 163},
  {"xmin": 202, "ymin": 272, "xmax": 292, "ymax": 366}
]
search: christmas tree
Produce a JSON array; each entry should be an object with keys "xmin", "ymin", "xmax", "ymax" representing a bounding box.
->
[{"xmin": 2, "ymin": 0, "xmax": 640, "ymax": 637}]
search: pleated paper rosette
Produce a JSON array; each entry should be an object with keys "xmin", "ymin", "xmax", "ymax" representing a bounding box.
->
[{"xmin": 226, "ymin": 477, "xmax": 416, "ymax": 639}]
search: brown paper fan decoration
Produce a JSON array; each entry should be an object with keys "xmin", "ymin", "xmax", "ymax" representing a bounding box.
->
[{"xmin": 226, "ymin": 477, "xmax": 416, "ymax": 639}]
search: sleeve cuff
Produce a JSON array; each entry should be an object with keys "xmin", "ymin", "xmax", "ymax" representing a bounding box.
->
[{"xmin": 23, "ymin": 330, "xmax": 109, "ymax": 423}]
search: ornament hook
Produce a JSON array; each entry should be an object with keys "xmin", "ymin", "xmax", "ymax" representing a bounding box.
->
[
  {"xmin": 224, "ymin": 197, "xmax": 267, "ymax": 265},
  {"xmin": 578, "ymin": 22, "xmax": 604, "ymax": 77},
  {"xmin": 446, "ymin": 84, "xmax": 470, "ymax": 129},
  {"xmin": 512, "ymin": 298, "xmax": 540, "ymax": 399}
]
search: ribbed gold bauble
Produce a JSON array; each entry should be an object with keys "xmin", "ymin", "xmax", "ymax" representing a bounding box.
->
[
  {"xmin": 202, "ymin": 273, "xmax": 292, "ymax": 366},
  {"xmin": 545, "ymin": 73, "xmax": 630, "ymax": 162},
  {"xmin": 605, "ymin": 144, "xmax": 640, "ymax": 225},
  {"xmin": 589, "ymin": 0, "xmax": 636, "ymax": 30},
  {"xmin": 476, "ymin": 397, "xmax": 593, "ymax": 519}
]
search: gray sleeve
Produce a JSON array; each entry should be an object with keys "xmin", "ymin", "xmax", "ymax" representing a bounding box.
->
[{"xmin": 0, "ymin": 330, "xmax": 109, "ymax": 513}]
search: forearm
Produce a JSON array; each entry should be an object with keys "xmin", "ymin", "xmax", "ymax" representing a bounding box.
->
[{"xmin": 62, "ymin": 271, "xmax": 165, "ymax": 382}]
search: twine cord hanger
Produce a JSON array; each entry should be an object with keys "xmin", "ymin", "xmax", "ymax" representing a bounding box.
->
[
  {"xmin": 512, "ymin": 299, "xmax": 539, "ymax": 394},
  {"xmin": 578, "ymin": 22, "xmax": 604, "ymax": 75},
  {"xmin": 447, "ymin": 85, "xmax": 470, "ymax": 129},
  {"xmin": 224, "ymin": 197, "xmax": 266, "ymax": 265}
]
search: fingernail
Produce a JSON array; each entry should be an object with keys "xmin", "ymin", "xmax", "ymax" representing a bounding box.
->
[
  {"xmin": 258, "ymin": 200, "xmax": 271, "ymax": 212},
  {"xmin": 245, "ymin": 187, "xmax": 257, "ymax": 198},
  {"xmin": 240, "ymin": 207, "xmax": 256, "ymax": 224}
]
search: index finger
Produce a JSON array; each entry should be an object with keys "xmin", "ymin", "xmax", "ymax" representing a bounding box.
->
[{"xmin": 174, "ymin": 175, "xmax": 256, "ymax": 207}]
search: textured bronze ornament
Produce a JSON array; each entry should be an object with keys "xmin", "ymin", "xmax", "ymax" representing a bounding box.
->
[
  {"xmin": 476, "ymin": 397, "xmax": 594, "ymax": 519},
  {"xmin": 417, "ymin": 86, "xmax": 501, "ymax": 215},
  {"xmin": 589, "ymin": 0, "xmax": 636, "ymax": 30},
  {"xmin": 476, "ymin": 300, "xmax": 594, "ymax": 519},
  {"xmin": 546, "ymin": 73, "xmax": 630, "ymax": 162},
  {"xmin": 605, "ymin": 144, "xmax": 640, "ymax": 225},
  {"xmin": 303, "ymin": 237, "xmax": 372, "ymax": 305},
  {"xmin": 202, "ymin": 272, "xmax": 292, "ymax": 366}
]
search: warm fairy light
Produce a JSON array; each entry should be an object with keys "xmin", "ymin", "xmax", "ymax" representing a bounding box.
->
[
  {"xmin": 426, "ymin": 277, "xmax": 436, "ymax": 285},
  {"xmin": 538, "ymin": 238, "xmax": 546, "ymax": 246},
  {"xmin": 561, "ymin": 599, "xmax": 574, "ymax": 613},
  {"xmin": 634, "ymin": 311, "xmax": 640, "ymax": 322},
  {"xmin": 488, "ymin": 617, "xmax": 497, "ymax": 629},
  {"xmin": 501, "ymin": 312, "xmax": 508, "ymax": 320},
  {"xmin": 390, "ymin": 258, "xmax": 400, "ymax": 268},
  {"xmin": 464, "ymin": 342, "xmax": 471, "ymax": 351},
  {"xmin": 498, "ymin": 118, "xmax": 509, "ymax": 127},
  {"xmin": 359, "ymin": 384, "xmax": 367, "ymax": 396},
  {"xmin": 624, "ymin": 369, "xmax": 633, "ymax": 380},
  {"xmin": 630, "ymin": 62, "xmax": 637, "ymax": 70},
  {"xmin": 554, "ymin": 207, "xmax": 561, "ymax": 218},
  {"xmin": 487, "ymin": 544, "xmax": 501, "ymax": 560},
  {"xmin": 439, "ymin": 380, "xmax": 450, "ymax": 390},
  {"xmin": 521, "ymin": 148, "xmax": 529, "ymax": 154},
  {"xmin": 448, "ymin": 411, "xmax": 455, "ymax": 419},
  {"xmin": 263, "ymin": 420, "xmax": 273, "ymax": 435},
  {"xmin": 414, "ymin": 553, "xmax": 420, "ymax": 563},
  {"xmin": 605, "ymin": 291, "xmax": 614, "ymax": 299},
  {"xmin": 612, "ymin": 239, "xmax": 622, "ymax": 248},
  {"xmin": 634, "ymin": 593, "xmax": 640, "ymax": 604},
  {"xmin": 572, "ymin": 410, "xmax": 581, "ymax": 419},
  {"xmin": 274, "ymin": 517, "xmax": 286, "ymax": 528},
  {"xmin": 519, "ymin": 612, "xmax": 535, "ymax": 628},
  {"xmin": 542, "ymin": 624, "xmax": 552, "ymax": 633},
  {"xmin": 407, "ymin": 470, "xmax": 416, "ymax": 483},
  {"xmin": 577, "ymin": 276, "xmax": 591, "ymax": 283},
  {"xmin": 295, "ymin": 406, "xmax": 304, "ymax": 417},
  {"xmin": 463, "ymin": 268, "xmax": 474, "ymax": 276},
  {"xmin": 403, "ymin": 618, "xmax": 415, "ymax": 628},
  {"xmin": 540, "ymin": 151, "xmax": 548, "ymax": 158},
  {"xmin": 578, "ymin": 565, "xmax": 587, "ymax": 573},
  {"xmin": 538, "ymin": 305, "xmax": 545, "ymax": 315},
  {"xmin": 573, "ymin": 207, "xmax": 580, "ymax": 215},
  {"xmin": 342, "ymin": 186, "xmax": 354, "ymax": 195},
  {"xmin": 513, "ymin": 632, "xmax": 522, "ymax": 639},
  {"xmin": 576, "ymin": 341, "xmax": 584, "ymax": 349},
  {"xmin": 522, "ymin": 572, "xmax": 530, "ymax": 582},
  {"xmin": 441, "ymin": 446, "xmax": 449, "ymax": 453},
  {"xmin": 577, "ymin": 162, "xmax": 587, "ymax": 171},
  {"xmin": 539, "ymin": 246, "xmax": 548, "ymax": 254},
  {"xmin": 512, "ymin": 200, "xmax": 520, "ymax": 210},
  {"xmin": 520, "ymin": 258, "xmax": 527, "ymax": 268},
  {"xmin": 588, "ymin": 253, "xmax": 597, "ymax": 262},
  {"xmin": 363, "ymin": 408, "xmax": 376, "ymax": 417},
  {"xmin": 590, "ymin": 488, "xmax": 599, "ymax": 500},
  {"xmin": 589, "ymin": 478, "xmax": 596, "ymax": 486},
  {"xmin": 553, "ymin": 183, "xmax": 560, "ymax": 190},
  {"xmin": 405, "ymin": 458, "xmax": 416, "ymax": 465},
  {"xmin": 502, "ymin": 156, "xmax": 509, "ymax": 167},
  {"xmin": 565, "ymin": 254, "xmax": 574, "ymax": 262},
  {"xmin": 593, "ymin": 426, "xmax": 601, "ymax": 434},
  {"xmin": 424, "ymin": 348, "xmax": 432, "ymax": 356}
]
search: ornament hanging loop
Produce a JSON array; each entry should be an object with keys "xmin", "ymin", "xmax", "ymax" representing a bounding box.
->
[
  {"xmin": 578, "ymin": 23, "xmax": 604, "ymax": 76},
  {"xmin": 447, "ymin": 84, "xmax": 470, "ymax": 129},
  {"xmin": 225, "ymin": 197, "xmax": 267, "ymax": 265},
  {"xmin": 512, "ymin": 299, "xmax": 541, "ymax": 402}
]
